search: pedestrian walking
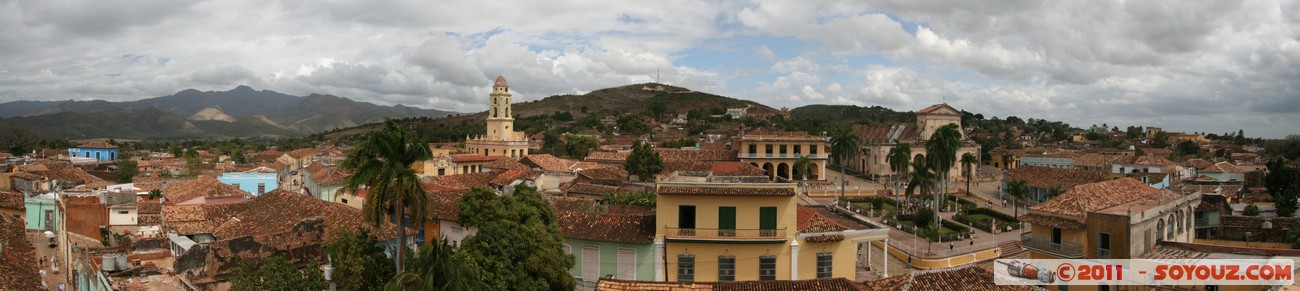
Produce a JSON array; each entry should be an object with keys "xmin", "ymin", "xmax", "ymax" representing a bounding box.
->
[{"xmin": 949, "ymin": 242, "xmax": 954, "ymax": 251}]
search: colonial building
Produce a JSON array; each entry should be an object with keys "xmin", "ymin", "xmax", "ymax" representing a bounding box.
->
[
  {"xmin": 848, "ymin": 103, "xmax": 980, "ymax": 182},
  {"xmin": 465, "ymin": 76, "xmax": 530, "ymax": 159},
  {"xmin": 655, "ymin": 182, "xmax": 889, "ymax": 282},
  {"xmin": 735, "ymin": 128, "xmax": 829, "ymax": 181},
  {"xmin": 1019, "ymin": 178, "xmax": 1199, "ymax": 261},
  {"xmin": 68, "ymin": 141, "xmax": 119, "ymax": 162}
]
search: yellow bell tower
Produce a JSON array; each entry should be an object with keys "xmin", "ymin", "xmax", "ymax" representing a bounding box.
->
[{"xmin": 486, "ymin": 75, "xmax": 513, "ymax": 139}]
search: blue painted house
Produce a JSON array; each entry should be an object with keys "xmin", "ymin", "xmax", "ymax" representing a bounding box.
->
[
  {"xmin": 217, "ymin": 171, "xmax": 278, "ymax": 196},
  {"xmin": 68, "ymin": 141, "xmax": 119, "ymax": 162}
]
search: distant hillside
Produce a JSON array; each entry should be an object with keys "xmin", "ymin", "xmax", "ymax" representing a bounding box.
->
[
  {"xmin": 789, "ymin": 104, "xmax": 917, "ymax": 125},
  {"xmin": 325, "ymin": 83, "xmax": 778, "ymax": 139},
  {"xmin": 0, "ymin": 86, "xmax": 457, "ymax": 139}
]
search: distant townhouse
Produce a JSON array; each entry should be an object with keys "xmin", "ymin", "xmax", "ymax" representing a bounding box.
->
[
  {"xmin": 68, "ymin": 141, "xmax": 119, "ymax": 162},
  {"xmin": 1002, "ymin": 166, "xmax": 1108, "ymax": 203},
  {"xmin": 0, "ymin": 189, "xmax": 24, "ymax": 220},
  {"xmin": 735, "ymin": 128, "xmax": 829, "ymax": 181},
  {"xmin": 1019, "ymin": 178, "xmax": 1200, "ymax": 261},
  {"xmin": 216, "ymin": 166, "xmax": 278, "ymax": 196},
  {"xmin": 1018, "ymin": 152, "xmax": 1075, "ymax": 169},
  {"xmin": 303, "ymin": 163, "xmax": 349, "ymax": 201},
  {"xmin": 1184, "ymin": 159, "xmax": 1247, "ymax": 183}
]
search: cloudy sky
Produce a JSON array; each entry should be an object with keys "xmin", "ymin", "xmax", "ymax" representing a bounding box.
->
[{"xmin": 2, "ymin": 0, "xmax": 1298, "ymax": 137}]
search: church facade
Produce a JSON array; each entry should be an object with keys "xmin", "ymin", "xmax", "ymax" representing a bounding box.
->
[
  {"xmin": 847, "ymin": 103, "xmax": 980, "ymax": 183},
  {"xmin": 465, "ymin": 76, "xmax": 530, "ymax": 159}
]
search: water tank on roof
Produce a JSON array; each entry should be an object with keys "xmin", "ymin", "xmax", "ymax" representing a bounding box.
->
[
  {"xmin": 101, "ymin": 255, "xmax": 118, "ymax": 272},
  {"xmin": 115, "ymin": 254, "xmax": 129, "ymax": 270}
]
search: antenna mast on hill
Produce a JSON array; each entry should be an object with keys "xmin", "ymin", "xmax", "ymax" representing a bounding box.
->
[{"xmin": 656, "ymin": 69, "xmax": 661, "ymax": 84}]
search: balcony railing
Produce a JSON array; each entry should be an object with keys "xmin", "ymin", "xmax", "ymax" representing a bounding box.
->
[
  {"xmin": 739, "ymin": 153, "xmax": 829, "ymax": 159},
  {"xmin": 665, "ymin": 227, "xmax": 788, "ymax": 243},
  {"xmin": 1020, "ymin": 233, "xmax": 1084, "ymax": 258}
]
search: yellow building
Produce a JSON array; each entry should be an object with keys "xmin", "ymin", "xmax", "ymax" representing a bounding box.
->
[
  {"xmin": 654, "ymin": 182, "xmax": 889, "ymax": 282},
  {"xmin": 735, "ymin": 129, "xmax": 829, "ymax": 181},
  {"xmin": 1021, "ymin": 178, "xmax": 1198, "ymax": 264},
  {"xmin": 465, "ymin": 76, "xmax": 530, "ymax": 159}
]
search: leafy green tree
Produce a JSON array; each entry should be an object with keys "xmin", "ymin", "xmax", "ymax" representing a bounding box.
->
[
  {"xmin": 386, "ymin": 239, "xmax": 480, "ymax": 291},
  {"xmin": 1153, "ymin": 131, "xmax": 1170, "ymax": 148},
  {"xmin": 616, "ymin": 114, "xmax": 647, "ymax": 134},
  {"xmin": 183, "ymin": 148, "xmax": 203, "ymax": 176},
  {"xmin": 914, "ymin": 207, "xmax": 935, "ymax": 228},
  {"xmin": 340, "ymin": 119, "xmax": 432, "ymax": 273},
  {"xmin": 793, "ymin": 155, "xmax": 814, "ymax": 181},
  {"xmin": 1006, "ymin": 180, "xmax": 1030, "ymax": 218},
  {"xmin": 147, "ymin": 189, "xmax": 162, "ymax": 200},
  {"xmin": 328, "ymin": 228, "xmax": 395, "ymax": 291},
  {"xmin": 830, "ymin": 129, "xmax": 860, "ymax": 205},
  {"xmin": 601, "ymin": 192, "xmax": 656, "ymax": 209},
  {"xmin": 887, "ymin": 142, "xmax": 911, "ymax": 203},
  {"xmin": 624, "ymin": 142, "xmax": 663, "ymax": 182},
  {"xmin": 648, "ymin": 102, "xmax": 668, "ymax": 119},
  {"xmin": 114, "ymin": 159, "xmax": 138, "ymax": 183},
  {"xmin": 229, "ymin": 256, "xmax": 327, "ymax": 291},
  {"xmin": 1177, "ymin": 141, "xmax": 1200, "ymax": 156},
  {"xmin": 456, "ymin": 186, "xmax": 576, "ymax": 290},
  {"xmin": 1287, "ymin": 227, "xmax": 1300, "ymax": 249},
  {"xmin": 926, "ymin": 124, "xmax": 962, "ymax": 226},
  {"xmin": 564, "ymin": 136, "xmax": 599, "ymax": 159},
  {"xmin": 1265, "ymin": 158, "xmax": 1298, "ymax": 217}
]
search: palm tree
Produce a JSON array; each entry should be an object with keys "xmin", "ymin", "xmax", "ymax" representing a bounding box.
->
[
  {"xmin": 793, "ymin": 155, "xmax": 814, "ymax": 182},
  {"xmin": 926, "ymin": 124, "xmax": 962, "ymax": 226},
  {"xmin": 830, "ymin": 129, "xmax": 860, "ymax": 206},
  {"xmin": 887, "ymin": 142, "xmax": 911, "ymax": 204},
  {"xmin": 1006, "ymin": 180, "xmax": 1030, "ymax": 219},
  {"xmin": 906, "ymin": 155, "xmax": 935, "ymax": 208},
  {"xmin": 385, "ymin": 239, "xmax": 480, "ymax": 291},
  {"xmin": 960, "ymin": 152, "xmax": 978, "ymax": 196},
  {"xmin": 340, "ymin": 119, "xmax": 432, "ymax": 273}
]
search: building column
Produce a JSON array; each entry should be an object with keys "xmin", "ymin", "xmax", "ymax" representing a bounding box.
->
[
  {"xmin": 866, "ymin": 241, "xmax": 872, "ymax": 270},
  {"xmin": 883, "ymin": 238, "xmax": 889, "ymax": 277},
  {"xmin": 790, "ymin": 240, "xmax": 800, "ymax": 280},
  {"xmin": 654, "ymin": 239, "xmax": 665, "ymax": 281}
]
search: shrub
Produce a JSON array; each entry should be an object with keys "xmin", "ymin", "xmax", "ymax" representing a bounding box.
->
[
  {"xmin": 1243, "ymin": 204, "xmax": 1260, "ymax": 216},
  {"xmin": 913, "ymin": 208, "xmax": 935, "ymax": 228}
]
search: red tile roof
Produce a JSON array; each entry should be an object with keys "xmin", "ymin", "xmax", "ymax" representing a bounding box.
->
[
  {"xmin": 563, "ymin": 183, "xmax": 624, "ymax": 196},
  {"xmin": 424, "ymin": 172, "xmax": 495, "ymax": 190},
  {"xmin": 596, "ymin": 277, "xmax": 865, "ymax": 291},
  {"xmin": 577, "ymin": 166, "xmax": 629, "ymax": 182},
  {"xmin": 1027, "ymin": 178, "xmax": 1166, "ymax": 218},
  {"xmin": 1003, "ymin": 166, "xmax": 1107, "ymax": 191},
  {"xmin": 162, "ymin": 201, "xmax": 251, "ymax": 234},
  {"xmin": 163, "ymin": 175, "xmax": 250, "ymax": 205},
  {"xmin": 426, "ymin": 190, "xmax": 468, "ymax": 221},
  {"xmin": 657, "ymin": 184, "xmax": 796, "ymax": 196},
  {"xmin": 0, "ymin": 189, "xmax": 24, "ymax": 210},
  {"xmin": 862, "ymin": 264, "xmax": 1036, "ymax": 291},
  {"xmin": 78, "ymin": 141, "xmax": 118, "ymax": 148},
  {"xmin": 285, "ymin": 148, "xmax": 321, "ymax": 159},
  {"xmin": 451, "ymin": 154, "xmax": 506, "ymax": 163},
  {"xmin": 1200, "ymin": 161, "xmax": 1247, "ymax": 173},
  {"xmin": 550, "ymin": 197, "xmax": 655, "ymax": 244},
  {"xmin": 211, "ymin": 190, "xmax": 402, "ymax": 241},
  {"xmin": 489, "ymin": 169, "xmax": 540, "ymax": 186},
  {"xmin": 522, "ymin": 154, "xmax": 608, "ymax": 173},
  {"xmin": 482, "ymin": 158, "xmax": 531, "ymax": 171},
  {"xmin": 307, "ymin": 166, "xmax": 350, "ymax": 185},
  {"xmin": 710, "ymin": 162, "xmax": 767, "ymax": 177},
  {"xmin": 0, "ymin": 214, "xmax": 40, "ymax": 290},
  {"xmin": 798, "ymin": 205, "xmax": 847, "ymax": 233},
  {"xmin": 916, "ymin": 103, "xmax": 960, "ymax": 115}
]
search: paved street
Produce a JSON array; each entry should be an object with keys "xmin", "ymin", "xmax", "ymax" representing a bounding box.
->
[{"xmin": 27, "ymin": 230, "xmax": 70, "ymax": 291}]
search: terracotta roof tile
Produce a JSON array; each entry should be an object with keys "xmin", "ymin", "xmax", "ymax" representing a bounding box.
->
[
  {"xmin": 852, "ymin": 123, "xmax": 920, "ymax": 143},
  {"xmin": 0, "ymin": 215, "xmax": 40, "ymax": 290},
  {"xmin": 578, "ymin": 166, "xmax": 629, "ymax": 182},
  {"xmin": 658, "ymin": 184, "xmax": 795, "ymax": 196},
  {"xmin": 0, "ymin": 189, "xmax": 24, "ymax": 210},
  {"xmin": 564, "ymin": 183, "xmax": 624, "ymax": 196},
  {"xmin": 78, "ymin": 141, "xmax": 118, "ymax": 148},
  {"xmin": 862, "ymin": 264, "xmax": 1037, "ymax": 291},
  {"xmin": 1071, "ymin": 154, "xmax": 1128, "ymax": 168},
  {"xmin": 1004, "ymin": 166, "xmax": 1107, "ymax": 191},
  {"xmin": 489, "ymin": 169, "xmax": 540, "ymax": 186},
  {"xmin": 482, "ymin": 158, "xmax": 531, "ymax": 171},
  {"xmin": 163, "ymin": 176, "xmax": 250, "ymax": 205},
  {"xmin": 285, "ymin": 148, "xmax": 321, "ymax": 159},
  {"xmin": 1200, "ymin": 161, "xmax": 1247, "ymax": 173},
  {"xmin": 522, "ymin": 154, "xmax": 608, "ymax": 173},
  {"xmin": 426, "ymin": 190, "xmax": 467, "ymax": 221},
  {"xmin": 798, "ymin": 205, "xmax": 847, "ymax": 233},
  {"xmin": 596, "ymin": 277, "xmax": 865, "ymax": 291},
  {"xmin": 1027, "ymin": 178, "xmax": 1166, "ymax": 218},
  {"xmin": 710, "ymin": 162, "xmax": 767, "ymax": 177},
  {"xmin": 585, "ymin": 151, "xmax": 629, "ymax": 163},
  {"xmin": 424, "ymin": 172, "xmax": 495, "ymax": 190},
  {"xmin": 163, "ymin": 201, "xmax": 251, "ymax": 234},
  {"xmin": 451, "ymin": 154, "xmax": 506, "ymax": 163},
  {"xmin": 137, "ymin": 199, "xmax": 162, "ymax": 214},
  {"xmin": 211, "ymin": 190, "xmax": 402, "ymax": 241},
  {"xmin": 550, "ymin": 196, "xmax": 655, "ymax": 244},
  {"xmin": 1018, "ymin": 213, "xmax": 1086, "ymax": 230},
  {"xmin": 307, "ymin": 166, "xmax": 350, "ymax": 185}
]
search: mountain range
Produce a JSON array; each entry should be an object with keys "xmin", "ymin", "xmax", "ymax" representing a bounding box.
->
[{"xmin": 0, "ymin": 86, "xmax": 456, "ymax": 139}]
